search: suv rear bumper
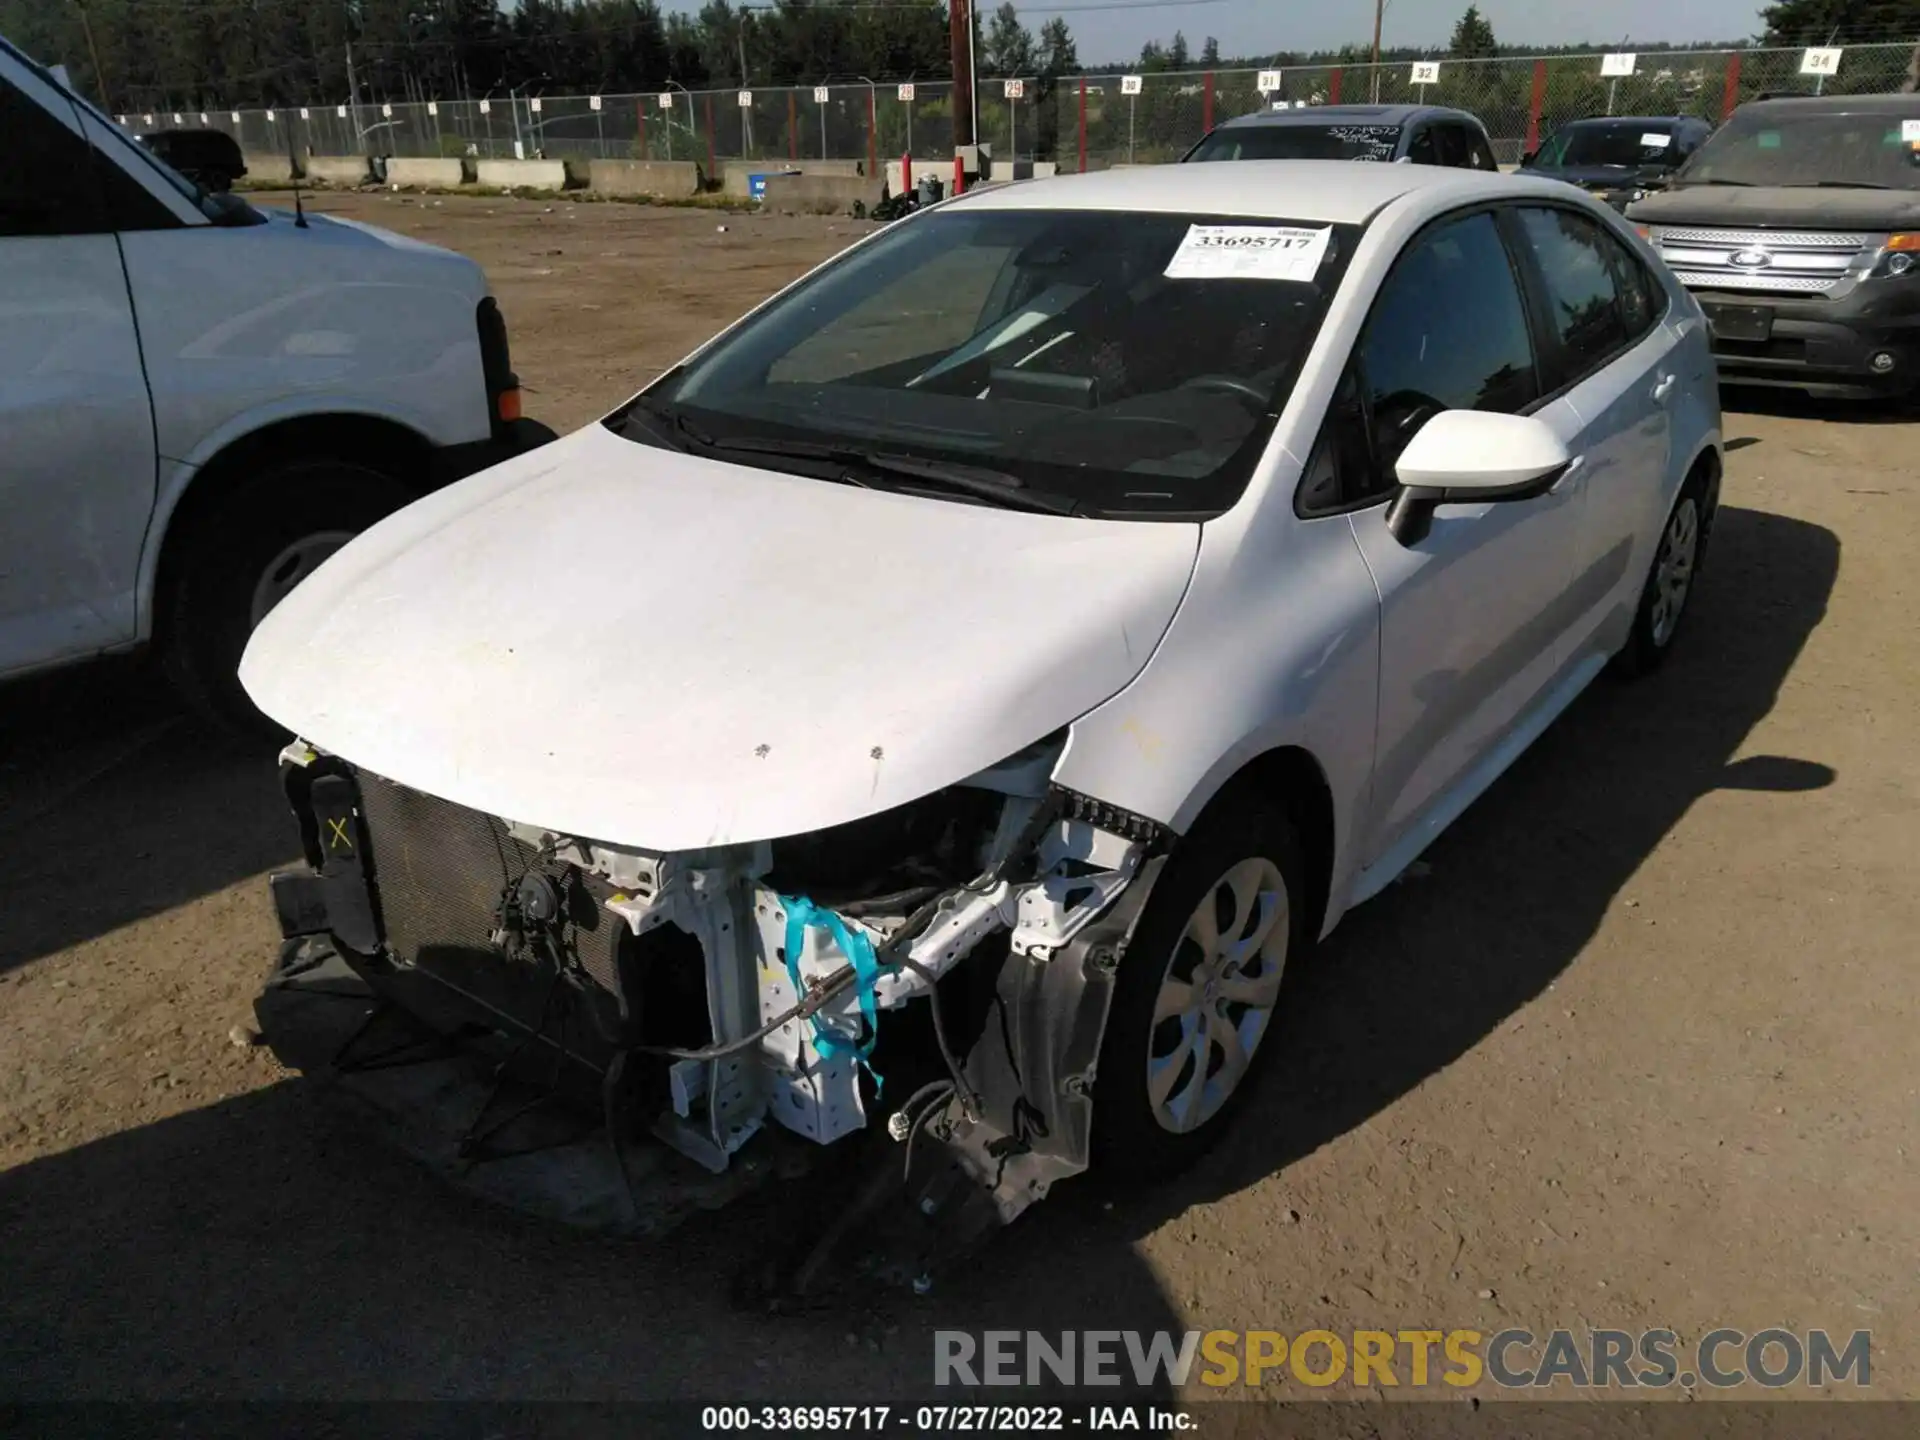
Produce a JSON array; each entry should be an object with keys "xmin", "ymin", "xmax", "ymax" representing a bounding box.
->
[{"xmin": 1692, "ymin": 282, "xmax": 1920, "ymax": 397}]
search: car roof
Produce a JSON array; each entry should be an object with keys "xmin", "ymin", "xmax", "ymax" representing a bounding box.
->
[
  {"xmin": 1216, "ymin": 103, "xmax": 1475, "ymax": 130},
  {"xmin": 951, "ymin": 159, "xmax": 1515, "ymax": 225},
  {"xmin": 1741, "ymin": 92, "xmax": 1920, "ymax": 114},
  {"xmin": 1554, "ymin": 115, "xmax": 1697, "ymax": 128}
]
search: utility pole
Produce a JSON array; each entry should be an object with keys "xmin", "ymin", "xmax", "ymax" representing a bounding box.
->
[
  {"xmin": 345, "ymin": 41, "xmax": 362, "ymax": 141},
  {"xmin": 950, "ymin": 0, "xmax": 975, "ymax": 148},
  {"xmin": 74, "ymin": 0, "xmax": 110, "ymax": 110},
  {"xmin": 1369, "ymin": 0, "xmax": 1384, "ymax": 102}
]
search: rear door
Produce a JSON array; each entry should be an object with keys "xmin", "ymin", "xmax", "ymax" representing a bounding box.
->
[
  {"xmin": 0, "ymin": 52, "xmax": 156, "ymax": 675},
  {"xmin": 1506, "ymin": 204, "xmax": 1679, "ymax": 667},
  {"xmin": 1319, "ymin": 208, "xmax": 1590, "ymax": 875}
]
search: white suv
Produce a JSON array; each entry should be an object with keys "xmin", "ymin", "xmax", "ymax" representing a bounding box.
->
[
  {"xmin": 0, "ymin": 39, "xmax": 550, "ymax": 729},
  {"xmin": 243, "ymin": 162, "xmax": 1721, "ymax": 1278}
]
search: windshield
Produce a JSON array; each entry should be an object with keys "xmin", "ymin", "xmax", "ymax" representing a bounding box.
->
[
  {"xmin": 1676, "ymin": 108, "xmax": 1920, "ymax": 188},
  {"xmin": 617, "ymin": 208, "xmax": 1357, "ymax": 519},
  {"xmin": 1536, "ymin": 121, "xmax": 1681, "ymax": 169},
  {"xmin": 1187, "ymin": 123, "xmax": 1402, "ymax": 163}
]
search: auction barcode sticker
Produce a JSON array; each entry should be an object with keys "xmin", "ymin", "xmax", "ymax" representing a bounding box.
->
[
  {"xmin": 1164, "ymin": 225, "xmax": 1331, "ymax": 282},
  {"xmin": 1904, "ymin": 119, "xmax": 1920, "ymax": 143}
]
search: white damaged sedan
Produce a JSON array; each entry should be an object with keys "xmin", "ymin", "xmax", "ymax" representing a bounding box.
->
[{"xmin": 242, "ymin": 161, "xmax": 1721, "ymax": 1283}]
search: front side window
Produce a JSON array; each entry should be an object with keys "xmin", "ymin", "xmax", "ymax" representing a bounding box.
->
[
  {"xmin": 1303, "ymin": 210, "xmax": 1539, "ymax": 512},
  {"xmin": 1186, "ymin": 123, "xmax": 1403, "ymax": 163},
  {"xmin": 1675, "ymin": 107, "xmax": 1920, "ymax": 189},
  {"xmin": 0, "ymin": 77, "xmax": 104, "ymax": 237},
  {"xmin": 1515, "ymin": 207, "xmax": 1655, "ymax": 388},
  {"xmin": 621, "ymin": 208, "xmax": 1359, "ymax": 519},
  {"xmin": 1432, "ymin": 125, "xmax": 1469, "ymax": 168},
  {"xmin": 1406, "ymin": 127, "xmax": 1437, "ymax": 164}
]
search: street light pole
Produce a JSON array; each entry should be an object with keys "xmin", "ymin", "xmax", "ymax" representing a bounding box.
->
[{"xmin": 1369, "ymin": 0, "xmax": 1385, "ymax": 102}]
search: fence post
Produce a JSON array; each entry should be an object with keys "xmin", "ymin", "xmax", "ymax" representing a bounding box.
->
[
  {"xmin": 1525, "ymin": 59, "xmax": 1547, "ymax": 154},
  {"xmin": 705, "ymin": 92, "xmax": 716, "ymax": 177},
  {"xmin": 1077, "ymin": 77, "xmax": 1087, "ymax": 172},
  {"xmin": 637, "ymin": 102, "xmax": 646, "ymax": 160},
  {"xmin": 1329, "ymin": 66, "xmax": 1343, "ymax": 104},
  {"xmin": 866, "ymin": 86, "xmax": 877, "ymax": 177},
  {"xmin": 1202, "ymin": 71, "xmax": 1214, "ymax": 131},
  {"xmin": 788, "ymin": 90, "xmax": 798, "ymax": 160},
  {"xmin": 1720, "ymin": 52, "xmax": 1743, "ymax": 119}
]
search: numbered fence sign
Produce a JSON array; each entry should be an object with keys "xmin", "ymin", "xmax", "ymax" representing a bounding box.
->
[
  {"xmin": 1600, "ymin": 52, "xmax": 1637, "ymax": 77},
  {"xmin": 658, "ymin": 93, "xmax": 674, "ymax": 109},
  {"xmin": 298, "ymin": 107, "xmax": 309, "ymax": 120},
  {"xmin": 813, "ymin": 86, "xmax": 830, "ymax": 103},
  {"xmin": 1256, "ymin": 70, "xmax": 1282, "ymax": 93},
  {"xmin": 426, "ymin": 101, "xmax": 438, "ymax": 116},
  {"xmin": 172, "ymin": 112, "xmax": 183, "ymax": 124},
  {"xmin": 1799, "ymin": 47, "xmax": 1842, "ymax": 76},
  {"xmin": 530, "ymin": 97, "xmax": 542, "ymax": 112},
  {"xmin": 590, "ymin": 95, "xmax": 602, "ymax": 111},
  {"xmin": 737, "ymin": 90, "xmax": 753, "ymax": 107},
  {"xmin": 479, "ymin": 99, "xmax": 491, "ymax": 114},
  {"xmin": 265, "ymin": 110, "xmax": 275, "ymax": 122},
  {"xmin": 1120, "ymin": 74, "xmax": 1142, "ymax": 96},
  {"xmin": 897, "ymin": 83, "xmax": 915, "ymax": 102},
  {"xmin": 1411, "ymin": 61, "xmax": 1441, "ymax": 84},
  {"xmin": 199, "ymin": 111, "xmax": 209, "ymax": 124},
  {"xmin": 232, "ymin": 111, "xmax": 242, "ymax": 123},
  {"xmin": 381, "ymin": 103, "xmax": 393, "ymax": 118},
  {"xmin": 1003, "ymin": 79, "xmax": 1025, "ymax": 99}
]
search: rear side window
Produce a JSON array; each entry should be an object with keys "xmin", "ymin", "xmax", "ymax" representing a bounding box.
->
[
  {"xmin": 0, "ymin": 78, "xmax": 105, "ymax": 236},
  {"xmin": 1515, "ymin": 207, "xmax": 1660, "ymax": 389},
  {"xmin": 1301, "ymin": 210, "xmax": 1540, "ymax": 513}
]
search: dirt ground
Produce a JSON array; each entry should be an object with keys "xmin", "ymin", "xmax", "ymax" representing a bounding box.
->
[{"xmin": 2, "ymin": 191, "xmax": 1917, "ymax": 1415}]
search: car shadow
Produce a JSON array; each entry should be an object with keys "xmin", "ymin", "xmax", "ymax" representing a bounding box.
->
[
  {"xmin": 0, "ymin": 504, "xmax": 1834, "ymax": 1407},
  {"xmin": 1026, "ymin": 500, "xmax": 1837, "ymax": 1252},
  {"xmin": 1720, "ymin": 384, "xmax": 1918, "ymax": 425},
  {"xmin": 0, "ymin": 661, "xmax": 297, "ymax": 975}
]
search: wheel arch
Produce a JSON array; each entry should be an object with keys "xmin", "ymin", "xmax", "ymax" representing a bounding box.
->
[
  {"xmin": 1175, "ymin": 743, "xmax": 1338, "ymax": 945},
  {"xmin": 140, "ymin": 411, "xmax": 435, "ymax": 643}
]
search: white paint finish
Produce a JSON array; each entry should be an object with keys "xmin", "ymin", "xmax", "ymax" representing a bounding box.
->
[
  {"xmin": 1393, "ymin": 411, "xmax": 1571, "ymax": 491},
  {"xmin": 239, "ymin": 424, "xmax": 1201, "ymax": 851},
  {"xmin": 0, "ymin": 57, "xmax": 156, "ymax": 675},
  {"xmin": 114, "ymin": 207, "xmax": 492, "ymax": 468}
]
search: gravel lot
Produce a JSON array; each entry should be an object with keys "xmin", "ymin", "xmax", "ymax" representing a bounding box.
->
[{"xmin": 2, "ymin": 191, "xmax": 1916, "ymax": 1413}]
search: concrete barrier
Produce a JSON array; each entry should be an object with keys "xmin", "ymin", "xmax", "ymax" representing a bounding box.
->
[
  {"xmin": 759, "ymin": 173, "xmax": 885, "ymax": 215},
  {"xmin": 475, "ymin": 158, "xmax": 575, "ymax": 190},
  {"xmin": 588, "ymin": 158, "xmax": 703, "ymax": 199},
  {"xmin": 304, "ymin": 155, "xmax": 372, "ymax": 186},
  {"xmin": 241, "ymin": 152, "xmax": 295, "ymax": 183},
  {"xmin": 384, "ymin": 157, "xmax": 472, "ymax": 188}
]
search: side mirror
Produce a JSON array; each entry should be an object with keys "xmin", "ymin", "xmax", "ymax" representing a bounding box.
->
[{"xmin": 1384, "ymin": 410, "xmax": 1573, "ymax": 545}]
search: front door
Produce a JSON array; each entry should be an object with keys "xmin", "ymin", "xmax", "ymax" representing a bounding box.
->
[{"xmin": 0, "ymin": 54, "xmax": 155, "ymax": 675}]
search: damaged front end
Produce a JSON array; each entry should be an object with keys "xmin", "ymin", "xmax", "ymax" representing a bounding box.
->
[{"xmin": 259, "ymin": 729, "xmax": 1166, "ymax": 1287}]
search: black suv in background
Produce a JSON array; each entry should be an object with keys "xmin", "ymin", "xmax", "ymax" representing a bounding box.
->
[
  {"xmin": 1520, "ymin": 115, "xmax": 1714, "ymax": 210},
  {"xmin": 1627, "ymin": 94, "xmax": 1920, "ymax": 399}
]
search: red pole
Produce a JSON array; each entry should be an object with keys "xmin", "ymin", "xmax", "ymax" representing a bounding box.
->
[
  {"xmin": 788, "ymin": 91, "xmax": 798, "ymax": 159},
  {"xmin": 1328, "ymin": 66, "xmax": 1343, "ymax": 104},
  {"xmin": 902, "ymin": 150, "xmax": 912, "ymax": 191},
  {"xmin": 1202, "ymin": 71, "xmax": 1214, "ymax": 131},
  {"xmin": 1720, "ymin": 51, "xmax": 1743, "ymax": 120},
  {"xmin": 1525, "ymin": 59, "xmax": 1547, "ymax": 154},
  {"xmin": 705, "ymin": 93, "xmax": 716, "ymax": 177},
  {"xmin": 1076, "ymin": 77, "xmax": 1087, "ymax": 172},
  {"xmin": 866, "ymin": 87, "xmax": 877, "ymax": 177}
]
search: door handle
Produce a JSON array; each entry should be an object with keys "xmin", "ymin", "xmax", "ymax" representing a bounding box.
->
[{"xmin": 1651, "ymin": 373, "xmax": 1677, "ymax": 403}]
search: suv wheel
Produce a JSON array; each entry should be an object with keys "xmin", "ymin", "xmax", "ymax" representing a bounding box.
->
[{"xmin": 160, "ymin": 459, "xmax": 412, "ymax": 738}]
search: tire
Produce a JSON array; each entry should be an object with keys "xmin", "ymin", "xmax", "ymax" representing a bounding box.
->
[
  {"xmin": 159, "ymin": 459, "xmax": 413, "ymax": 739},
  {"xmin": 1609, "ymin": 467, "xmax": 1715, "ymax": 680},
  {"xmin": 1092, "ymin": 800, "xmax": 1308, "ymax": 1179}
]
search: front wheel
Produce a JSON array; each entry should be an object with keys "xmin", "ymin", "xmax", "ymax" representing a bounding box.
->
[
  {"xmin": 1610, "ymin": 470, "xmax": 1713, "ymax": 679},
  {"xmin": 1092, "ymin": 802, "xmax": 1307, "ymax": 1178},
  {"xmin": 159, "ymin": 459, "xmax": 414, "ymax": 738}
]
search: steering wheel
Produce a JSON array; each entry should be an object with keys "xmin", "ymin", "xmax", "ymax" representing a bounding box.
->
[{"xmin": 1179, "ymin": 374, "xmax": 1270, "ymax": 408}]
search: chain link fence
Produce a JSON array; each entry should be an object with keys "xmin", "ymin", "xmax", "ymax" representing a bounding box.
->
[{"xmin": 120, "ymin": 42, "xmax": 1917, "ymax": 177}]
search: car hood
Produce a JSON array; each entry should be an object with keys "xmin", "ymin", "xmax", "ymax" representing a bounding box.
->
[
  {"xmin": 1524, "ymin": 163, "xmax": 1666, "ymax": 189},
  {"xmin": 240, "ymin": 423, "xmax": 1201, "ymax": 851},
  {"xmin": 1628, "ymin": 183, "xmax": 1920, "ymax": 231}
]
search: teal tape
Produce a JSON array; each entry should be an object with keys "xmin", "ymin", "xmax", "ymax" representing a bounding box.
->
[{"xmin": 780, "ymin": 894, "xmax": 883, "ymax": 1093}]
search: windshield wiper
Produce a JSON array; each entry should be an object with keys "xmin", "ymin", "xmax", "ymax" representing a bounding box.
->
[
  {"xmin": 695, "ymin": 433, "xmax": 1078, "ymax": 514},
  {"xmin": 1783, "ymin": 180, "xmax": 1894, "ymax": 190},
  {"xmin": 1677, "ymin": 177, "xmax": 1754, "ymax": 187}
]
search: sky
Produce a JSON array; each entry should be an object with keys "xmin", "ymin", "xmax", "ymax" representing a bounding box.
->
[{"xmin": 793, "ymin": 0, "xmax": 1772, "ymax": 68}]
